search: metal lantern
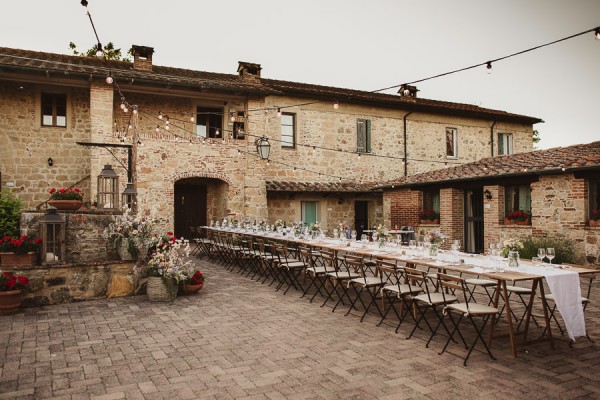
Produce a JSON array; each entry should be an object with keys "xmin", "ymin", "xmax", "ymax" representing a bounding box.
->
[
  {"xmin": 40, "ymin": 206, "xmax": 65, "ymax": 264},
  {"xmin": 122, "ymin": 182, "xmax": 137, "ymax": 211},
  {"xmin": 97, "ymin": 164, "xmax": 120, "ymax": 209},
  {"xmin": 256, "ymin": 136, "xmax": 271, "ymax": 160}
]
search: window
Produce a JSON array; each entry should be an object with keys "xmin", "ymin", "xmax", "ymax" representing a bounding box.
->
[
  {"xmin": 505, "ymin": 185, "xmax": 532, "ymax": 215},
  {"xmin": 232, "ymin": 111, "xmax": 245, "ymax": 140},
  {"xmin": 590, "ymin": 179, "xmax": 600, "ymax": 219},
  {"xmin": 446, "ymin": 128, "xmax": 457, "ymax": 157},
  {"xmin": 357, "ymin": 119, "xmax": 371, "ymax": 153},
  {"xmin": 301, "ymin": 201, "xmax": 319, "ymax": 225},
  {"xmin": 498, "ymin": 133, "xmax": 513, "ymax": 155},
  {"xmin": 281, "ymin": 113, "xmax": 295, "ymax": 148},
  {"xmin": 41, "ymin": 93, "xmax": 67, "ymax": 127},
  {"xmin": 423, "ymin": 189, "xmax": 440, "ymax": 213},
  {"xmin": 196, "ymin": 106, "xmax": 223, "ymax": 138}
]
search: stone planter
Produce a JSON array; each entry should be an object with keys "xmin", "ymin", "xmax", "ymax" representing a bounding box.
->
[
  {"xmin": 590, "ymin": 219, "xmax": 600, "ymax": 228},
  {"xmin": 420, "ymin": 219, "xmax": 439, "ymax": 225},
  {"xmin": 503, "ymin": 218, "xmax": 530, "ymax": 226},
  {"xmin": 0, "ymin": 252, "xmax": 37, "ymax": 267},
  {"xmin": 146, "ymin": 276, "xmax": 177, "ymax": 302},
  {"xmin": 47, "ymin": 200, "xmax": 83, "ymax": 211},
  {"xmin": 0, "ymin": 290, "xmax": 22, "ymax": 315}
]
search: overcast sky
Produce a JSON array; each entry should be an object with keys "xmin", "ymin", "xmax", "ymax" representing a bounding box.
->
[{"xmin": 2, "ymin": 0, "xmax": 598, "ymax": 149}]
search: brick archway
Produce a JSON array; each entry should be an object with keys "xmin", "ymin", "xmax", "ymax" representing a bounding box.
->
[{"xmin": 171, "ymin": 172, "xmax": 232, "ymax": 186}]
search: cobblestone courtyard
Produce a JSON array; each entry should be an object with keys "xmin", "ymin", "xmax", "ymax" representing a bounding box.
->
[{"xmin": 2, "ymin": 258, "xmax": 600, "ymax": 399}]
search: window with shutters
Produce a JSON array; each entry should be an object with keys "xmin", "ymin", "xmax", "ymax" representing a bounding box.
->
[
  {"xmin": 505, "ymin": 185, "xmax": 532, "ymax": 214},
  {"xmin": 446, "ymin": 127, "xmax": 457, "ymax": 157},
  {"xmin": 41, "ymin": 93, "xmax": 67, "ymax": 127},
  {"xmin": 357, "ymin": 119, "xmax": 371, "ymax": 153},
  {"xmin": 281, "ymin": 113, "xmax": 295, "ymax": 148},
  {"xmin": 498, "ymin": 133, "xmax": 513, "ymax": 155},
  {"xmin": 301, "ymin": 201, "xmax": 319, "ymax": 224}
]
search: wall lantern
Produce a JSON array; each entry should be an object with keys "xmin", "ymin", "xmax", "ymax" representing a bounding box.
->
[
  {"xmin": 97, "ymin": 164, "xmax": 120, "ymax": 210},
  {"xmin": 47, "ymin": 157, "xmax": 54, "ymax": 167},
  {"xmin": 484, "ymin": 189, "xmax": 493, "ymax": 200},
  {"xmin": 255, "ymin": 136, "xmax": 271, "ymax": 160},
  {"xmin": 40, "ymin": 206, "xmax": 65, "ymax": 264},
  {"xmin": 122, "ymin": 182, "xmax": 137, "ymax": 211}
]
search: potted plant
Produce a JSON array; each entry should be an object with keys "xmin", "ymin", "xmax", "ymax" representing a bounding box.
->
[
  {"xmin": 48, "ymin": 187, "xmax": 84, "ymax": 210},
  {"xmin": 0, "ymin": 271, "xmax": 29, "ymax": 315},
  {"xmin": 504, "ymin": 210, "xmax": 531, "ymax": 226},
  {"xmin": 0, "ymin": 235, "xmax": 42, "ymax": 267},
  {"xmin": 180, "ymin": 271, "xmax": 205, "ymax": 295},
  {"xmin": 134, "ymin": 233, "xmax": 194, "ymax": 302},
  {"xmin": 103, "ymin": 207, "xmax": 157, "ymax": 261},
  {"xmin": 419, "ymin": 209, "xmax": 440, "ymax": 225},
  {"xmin": 590, "ymin": 210, "xmax": 599, "ymax": 228}
]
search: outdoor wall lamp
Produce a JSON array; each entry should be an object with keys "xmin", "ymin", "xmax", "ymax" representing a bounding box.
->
[
  {"xmin": 484, "ymin": 189, "xmax": 493, "ymax": 200},
  {"xmin": 256, "ymin": 136, "xmax": 271, "ymax": 160},
  {"xmin": 47, "ymin": 157, "xmax": 54, "ymax": 167}
]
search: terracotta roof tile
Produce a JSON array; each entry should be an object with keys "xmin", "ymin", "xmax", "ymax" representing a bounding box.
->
[
  {"xmin": 0, "ymin": 46, "xmax": 541, "ymax": 124},
  {"xmin": 374, "ymin": 141, "xmax": 600, "ymax": 189},
  {"xmin": 266, "ymin": 180, "xmax": 378, "ymax": 193}
]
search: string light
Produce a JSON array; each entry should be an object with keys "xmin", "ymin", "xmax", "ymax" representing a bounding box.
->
[
  {"xmin": 190, "ymin": 115, "xmax": 195, "ymax": 122},
  {"xmin": 155, "ymin": 125, "xmax": 159, "ymax": 132},
  {"xmin": 123, "ymin": 106, "xmax": 128, "ymax": 113},
  {"xmin": 596, "ymin": 28, "xmax": 600, "ymax": 40},
  {"xmin": 276, "ymin": 108, "xmax": 282, "ymax": 117},
  {"xmin": 106, "ymin": 72, "xmax": 113, "ymax": 84},
  {"xmin": 486, "ymin": 61, "xmax": 492, "ymax": 74},
  {"xmin": 333, "ymin": 100, "xmax": 339, "ymax": 110},
  {"xmin": 95, "ymin": 42, "xmax": 103, "ymax": 59},
  {"xmin": 158, "ymin": 112, "xmax": 163, "ymax": 120},
  {"xmin": 230, "ymin": 112, "xmax": 236, "ymax": 122},
  {"xmin": 132, "ymin": 106, "xmax": 138, "ymax": 115}
]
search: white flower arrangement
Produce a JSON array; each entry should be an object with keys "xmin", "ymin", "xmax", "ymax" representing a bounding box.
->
[{"xmin": 103, "ymin": 207, "xmax": 158, "ymax": 254}]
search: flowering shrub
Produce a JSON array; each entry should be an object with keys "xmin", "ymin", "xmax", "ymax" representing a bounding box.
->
[
  {"xmin": 591, "ymin": 210, "xmax": 599, "ymax": 221},
  {"xmin": 103, "ymin": 207, "xmax": 158, "ymax": 255},
  {"xmin": 135, "ymin": 233, "xmax": 194, "ymax": 284},
  {"xmin": 0, "ymin": 235, "xmax": 42, "ymax": 254},
  {"xmin": 505, "ymin": 210, "xmax": 530, "ymax": 222},
  {"xmin": 420, "ymin": 209, "xmax": 440, "ymax": 221},
  {"xmin": 0, "ymin": 271, "xmax": 29, "ymax": 292},
  {"xmin": 49, "ymin": 187, "xmax": 84, "ymax": 201},
  {"xmin": 427, "ymin": 231, "xmax": 446, "ymax": 245}
]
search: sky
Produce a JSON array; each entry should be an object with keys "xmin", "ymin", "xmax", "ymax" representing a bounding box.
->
[{"xmin": 1, "ymin": 0, "xmax": 598, "ymax": 149}]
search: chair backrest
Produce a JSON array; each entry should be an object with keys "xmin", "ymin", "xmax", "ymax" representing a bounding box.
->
[
  {"xmin": 298, "ymin": 245, "xmax": 315, "ymax": 270},
  {"xmin": 437, "ymin": 272, "xmax": 469, "ymax": 305},
  {"xmin": 403, "ymin": 266, "xmax": 433, "ymax": 299},
  {"xmin": 320, "ymin": 252, "xmax": 336, "ymax": 273},
  {"xmin": 342, "ymin": 254, "xmax": 365, "ymax": 280}
]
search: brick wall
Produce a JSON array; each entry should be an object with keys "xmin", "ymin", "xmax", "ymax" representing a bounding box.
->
[
  {"xmin": 439, "ymin": 188, "xmax": 464, "ymax": 250},
  {"xmin": 386, "ymin": 188, "xmax": 421, "ymax": 228}
]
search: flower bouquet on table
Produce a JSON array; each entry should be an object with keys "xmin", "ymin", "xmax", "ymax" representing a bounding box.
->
[
  {"xmin": 501, "ymin": 237, "xmax": 523, "ymax": 267},
  {"xmin": 426, "ymin": 230, "xmax": 445, "ymax": 256},
  {"xmin": 374, "ymin": 224, "xmax": 390, "ymax": 247},
  {"xmin": 308, "ymin": 222, "xmax": 323, "ymax": 238},
  {"xmin": 103, "ymin": 207, "xmax": 158, "ymax": 261}
]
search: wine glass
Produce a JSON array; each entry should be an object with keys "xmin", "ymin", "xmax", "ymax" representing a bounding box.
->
[
  {"xmin": 409, "ymin": 239, "xmax": 417, "ymax": 251},
  {"xmin": 546, "ymin": 248, "xmax": 555, "ymax": 264},
  {"xmin": 537, "ymin": 248, "xmax": 546, "ymax": 263},
  {"xmin": 351, "ymin": 230, "xmax": 357, "ymax": 241}
]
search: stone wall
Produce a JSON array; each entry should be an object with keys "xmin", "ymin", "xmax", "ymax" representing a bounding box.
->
[
  {"xmin": 0, "ymin": 262, "xmax": 137, "ymax": 307},
  {"xmin": 20, "ymin": 211, "xmax": 119, "ymax": 264}
]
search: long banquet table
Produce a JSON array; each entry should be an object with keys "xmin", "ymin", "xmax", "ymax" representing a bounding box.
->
[{"xmin": 204, "ymin": 227, "xmax": 596, "ymax": 357}]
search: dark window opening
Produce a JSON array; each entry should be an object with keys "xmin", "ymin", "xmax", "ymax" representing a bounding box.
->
[{"xmin": 41, "ymin": 93, "xmax": 67, "ymax": 127}]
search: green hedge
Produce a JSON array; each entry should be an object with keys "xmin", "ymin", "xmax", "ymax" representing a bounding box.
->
[
  {"xmin": 518, "ymin": 237, "xmax": 575, "ymax": 265},
  {"xmin": 0, "ymin": 189, "xmax": 22, "ymax": 237}
]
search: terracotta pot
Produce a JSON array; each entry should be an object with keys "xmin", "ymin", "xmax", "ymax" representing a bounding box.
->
[
  {"xmin": 48, "ymin": 200, "xmax": 83, "ymax": 211},
  {"xmin": 420, "ymin": 219, "xmax": 439, "ymax": 225},
  {"xmin": 181, "ymin": 281, "xmax": 204, "ymax": 295},
  {"xmin": 0, "ymin": 290, "xmax": 22, "ymax": 315},
  {"xmin": 0, "ymin": 252, "xmax": 37, "ymax": 267},
  {"xmin": 590, "ymin": 219, "xmax": 600, "ymax": 228},
  {"xmin": 504, "ymin": 218, "xmax": 530, "ymax": 226}
]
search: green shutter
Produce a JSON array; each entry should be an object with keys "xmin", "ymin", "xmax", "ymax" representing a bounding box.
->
[
  {"xmin": 498, "ymin": 133, "xmax": 504, "ymax": 155},
  {"xmin": 365, "ymin": 120, "xmax": 371, "ymax": 153},
  {"xmin": 302, "ymin": 201, "xmax": 317, "ymax": 224}
]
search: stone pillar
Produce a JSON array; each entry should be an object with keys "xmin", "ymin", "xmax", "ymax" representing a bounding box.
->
[
  {"xmin": 440, "ymin": 188, "xmax": 463, "ymax": 250},
  {"xmin": 89, "ymin": 82, "xmax": 114, "ymax": 201},
  {"xmin": 483, "ymin": 184, "xmax": 504, "ymax": 250}
]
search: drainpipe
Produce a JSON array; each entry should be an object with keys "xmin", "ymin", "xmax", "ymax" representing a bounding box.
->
[
  {"xmin": 490, "ymin": 121, "xmax": 497, "ymax": 157},
  {"xmin": 403, "ymin": 111, "xmax": 414, "ymax": 177}
]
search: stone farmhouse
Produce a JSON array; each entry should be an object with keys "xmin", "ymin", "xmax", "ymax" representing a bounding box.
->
[
  {"xmin": 376, "ymin": 141, "xmax": 600, "ymax": 265},
  {"xmin": 0, "ymin": 44, "xmax": 541, "ymax": 238}
]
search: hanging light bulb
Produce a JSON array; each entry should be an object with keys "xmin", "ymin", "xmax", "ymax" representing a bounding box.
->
[
  {"xmin": 165, "ymin": 125, "xmax": 170, "ymax": 130},
  {"xmin": 106, "ymin": 73, "xmax": 113, "ymax": 84},
  {"xmin": 595, "ymin": 28, "xmax": 600, "ymax": 40},
  {"xmin": 215, "ymin": 129, "xmax": 220, "ymax": 136},
  {"xmin": 230, "ymin": 112, "xmax": 236, "ymax": 122},
  {"xmin": 276, "ymin": 108, "xmax": 282, "ymax": 117},
  {"xmin": 158, "ymin": 112, "xmax": 163, "ymax": 120},
  {"xmin": 132, "ymin": 107, "xmax": 138, "ymax": 115},
  {"xmin": 128, "ymin": 124, "xmax": 132, "ymax": 130},
  {"xmin": 96, "ymin": 43, "xmax": 104, "ymax": 59},
  {"xmin": 333, "ymin": 100, "xmax": 339, "ymax": 110},
  {"xmin": 190, "ymin": 115, "xmax": 195, "ymax": 122},
  {"xmin": 120, "ymin": 103, "xmax": 125, "ymax": 110},
  {"xmin": 123, "ymin": 106, "xmax": 128, "ymax": 113},
  {"xmin": 155, "ymin": 125, "xmax": 160, "ymax": 132},
  {"xmin": 486, "ymin": 61, "xmax": 492, "ymax": 74}
]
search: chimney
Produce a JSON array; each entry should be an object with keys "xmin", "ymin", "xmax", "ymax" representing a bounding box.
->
[
  {"xmin": 398, "ymin": 84, "xmax": 419, "ymax": 98},
  {"xmin": 131, "ymin": 45, "xmax": 154, "ymax": 71},
  {"xmin": 237, "ymin": 61, "xmax": 262, "ymax": 82}
]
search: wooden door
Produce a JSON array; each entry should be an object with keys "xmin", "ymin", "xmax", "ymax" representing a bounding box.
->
[
  {"xmin": 464, "ymin": 189, "xmax": 484, "ymax": 254},
  {"xmin": 174, "ymin": 185, "xmax": 207, "ymax": 239},
  {"xmin": 354, "ymin": 201, "xmax": 369, "ymax": 240}
]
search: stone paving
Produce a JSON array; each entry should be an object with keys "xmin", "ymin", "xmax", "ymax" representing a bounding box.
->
[{"xmin": 2, "ymin": 258, "xmax": 600, "ymax": 399}]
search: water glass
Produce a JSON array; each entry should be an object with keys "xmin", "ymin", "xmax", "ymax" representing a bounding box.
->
[
  {"xmin": 351, "ymin": 230, "xmax": 357, "ymax": 241},
  {"xmin": 409, "ymin": 240, "xmax": 417, "ymax": 250},
  {"xmin": 532, "ymin": 256, "xmax": 542, "ymax": 266},
  {"xmin": 546, "ymin": 248, "xmax": 555, "ymax": 264}
]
